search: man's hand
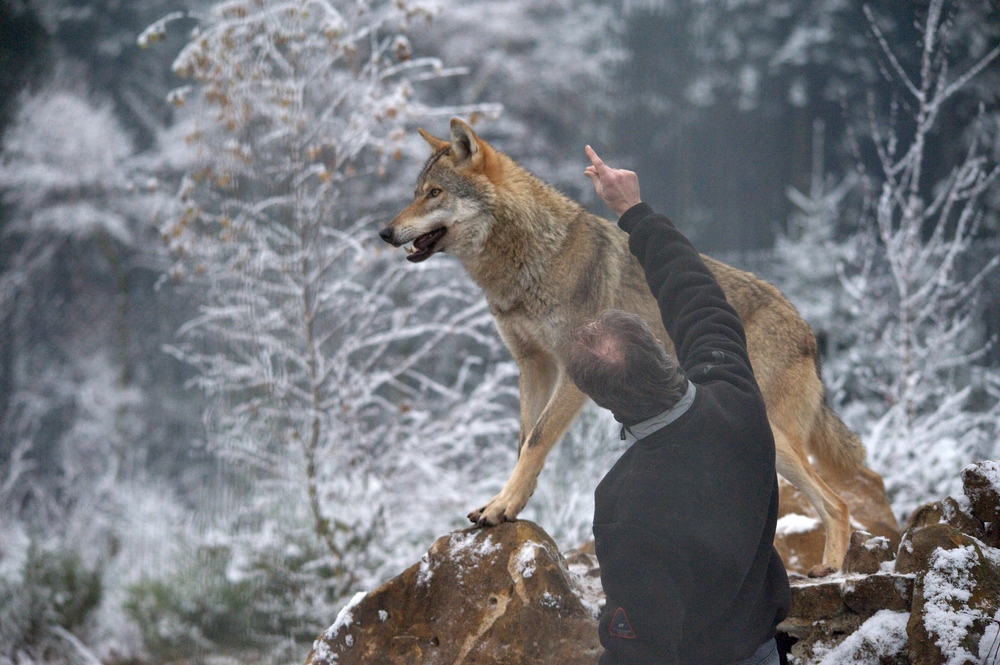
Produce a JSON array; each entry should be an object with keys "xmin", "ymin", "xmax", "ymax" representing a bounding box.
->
[{"xmin": 584, "ymin": 145, "xmax": 641, "ymax": 217}]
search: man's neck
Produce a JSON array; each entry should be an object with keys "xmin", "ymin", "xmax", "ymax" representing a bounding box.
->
[
  {"xmin": 615, "ymin": 381, "xmax": 697, "ymax": 443},
  {"xmin": 615, "ymin": 402, "xmax": 678, "ymax": 428}
]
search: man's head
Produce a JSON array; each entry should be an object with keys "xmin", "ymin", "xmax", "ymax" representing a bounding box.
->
[{"xmin": 564, "ymin": 310, "xmax": 687, "ymax": 425}]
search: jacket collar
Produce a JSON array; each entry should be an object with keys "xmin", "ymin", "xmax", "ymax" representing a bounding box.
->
[{"xmin": 620, "ymin": 381, "xmax": 697, "ymax": 444}]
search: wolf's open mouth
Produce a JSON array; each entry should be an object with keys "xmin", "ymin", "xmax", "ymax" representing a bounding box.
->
[{"xmin": 403, "ymin": 227, "xmax": 447, "ymax": 263}]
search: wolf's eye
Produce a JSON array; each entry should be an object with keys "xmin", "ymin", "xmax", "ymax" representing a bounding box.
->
[{"xmin": 428, "ymin": 188, "xmax": 442, "ymax": 198}]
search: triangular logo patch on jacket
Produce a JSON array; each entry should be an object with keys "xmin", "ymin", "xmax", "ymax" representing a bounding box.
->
[{"xmin": 609, "ymin": 606, "xmax": 636, "ymax": 639}]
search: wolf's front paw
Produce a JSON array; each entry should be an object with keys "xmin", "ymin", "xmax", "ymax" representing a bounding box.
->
[
  {"xmin": 467, "ymin": 492, "xmax": 524, "ymax": 526},
  {"xmin": 807, "ymin": 564, "xmax": 838, "ymax": 578}
]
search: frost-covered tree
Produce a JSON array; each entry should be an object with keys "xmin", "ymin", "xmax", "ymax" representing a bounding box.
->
[
  {"xmin": 150, "ymin": 3, "xmax": 515, "ymax": 646},
  {"xmin": 0, "ymin": 82, "xmax": 187, "ymax": 664},
  {"xmin": 776, "ymin": 119, "xmax": 856, "ymax": 332},
  {"xmin": 833, "ymin": 0, "xmax": 1000, "ymax": 518},
  {"xmin": 614, "ymin": 0, "xmax": 1000, "ymax": 251},
  {"xmin": 0, "ymin": 85, "xmax": 144, "ymax": 532}
]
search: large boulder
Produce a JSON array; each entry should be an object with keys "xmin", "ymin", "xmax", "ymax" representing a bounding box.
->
[
  {"xmin": 775, "ymin": 466, "xmax": 900, "ymax": 574},
  {"xmin": 305, "ymin": 521, "xmax": 601, "ymax": 665}
]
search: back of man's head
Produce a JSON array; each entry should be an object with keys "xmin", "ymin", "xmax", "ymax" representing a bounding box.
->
[{"xmin": 564, "ymin": 310, "xmax": 687, "ymax": 425}]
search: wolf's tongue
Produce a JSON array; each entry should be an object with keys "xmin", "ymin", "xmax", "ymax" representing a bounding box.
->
[{"xmin": 414, "ymin": 227, "xmax": 444, "ymax": 249}]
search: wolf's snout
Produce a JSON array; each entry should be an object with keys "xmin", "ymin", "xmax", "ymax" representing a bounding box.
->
[{"xmin": 378, "ymin": 226, "xmax": 396, "ymax": 245}]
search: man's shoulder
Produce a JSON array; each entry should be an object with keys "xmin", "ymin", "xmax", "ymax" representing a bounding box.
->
[{"xmin": 687, "ymin": 379, "xmax": 767, "ymax": 418}]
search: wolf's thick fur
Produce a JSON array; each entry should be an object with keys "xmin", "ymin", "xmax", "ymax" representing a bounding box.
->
[{"xmin": 381, "ymin": 119, "xmax": 867, "ymax": 571}]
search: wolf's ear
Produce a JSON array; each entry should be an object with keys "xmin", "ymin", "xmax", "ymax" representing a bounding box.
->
[
  {"xmin": 449, "ymin": 118, "xmax": 481, "ymax": 163},
  {"xmin": 418, "ymin": 128, "xmax": 450, "ymax": 152}
]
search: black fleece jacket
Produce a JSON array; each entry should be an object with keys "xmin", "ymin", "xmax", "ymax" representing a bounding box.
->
[{"xmin": 594, "ymin": 203, "xmax": 790, "ymax": 665}]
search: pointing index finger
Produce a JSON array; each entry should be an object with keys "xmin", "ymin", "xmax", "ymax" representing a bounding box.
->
[{"xmin": 585, "ymin": 145, "xmax": 604, "ymax": 169}]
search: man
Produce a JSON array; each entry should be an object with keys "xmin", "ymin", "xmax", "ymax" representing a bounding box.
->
[{"xmin": 566, "ymin": 146, "xmax": 791, "ymax": 664}]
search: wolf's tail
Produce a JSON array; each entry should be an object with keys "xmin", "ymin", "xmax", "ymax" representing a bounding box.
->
[{"xmin": 807, "ymin": 402, "xmax": 867, "ymax": 477}]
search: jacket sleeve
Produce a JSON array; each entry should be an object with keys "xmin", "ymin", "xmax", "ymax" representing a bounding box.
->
[{"xmin": 618, "ymin": 202, "xmax": 759, "ymax": 394}]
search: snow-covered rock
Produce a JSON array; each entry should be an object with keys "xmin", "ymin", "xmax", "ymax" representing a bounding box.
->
[
  {"xmin": 842, "ymin": 531, "xmax": 896, "ymax": 575},
  {"xmin": 961, "ymin": 461, "xmax": 1000, "ymax": 526},
  {"xmin": 305, "ymin": 521, "xmax": 600, "ymax": 665},
  {"xmin": 780, "ymin": 458, "xmax": 1000, "ymax": 663},
  {"xmin": 907, "ymin": 540, "xmax": 1000, "ymax": 664},
  {"xmin": 303, "ymin": 459, "xmax": 1000, "ymax": 664}
]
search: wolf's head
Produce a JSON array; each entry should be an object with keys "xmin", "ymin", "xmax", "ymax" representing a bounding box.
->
[{"xmin": 379, "ymin": 118, "xmax": 502, "ymax": 263}]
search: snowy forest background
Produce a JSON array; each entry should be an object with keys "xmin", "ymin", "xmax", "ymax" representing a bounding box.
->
[{"xmin": 1, "ymin": 0, "xmax": 999, "ymax": 663}]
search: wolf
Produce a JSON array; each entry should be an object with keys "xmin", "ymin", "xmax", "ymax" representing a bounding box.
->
[{"xmin": 379, "ymin": 118, "xmax": 872, "ymax": 573}]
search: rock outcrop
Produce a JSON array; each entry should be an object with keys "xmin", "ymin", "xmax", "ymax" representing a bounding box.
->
[
  {"xmin": 305, "ymin": 521, "xmax": 601, "ymax": 665},
  {"xmin": 305, "ymin": 459, "xmax": 1000, "ymax": 665},
  {"xmin": 778, "ymin": 460, "xmax": 1000, "ymax": 664}
]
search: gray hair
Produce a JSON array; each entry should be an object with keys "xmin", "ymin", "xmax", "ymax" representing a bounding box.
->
[{"xmin": 564, "ymin": 310, "xmax": 687, "ymax": 424}]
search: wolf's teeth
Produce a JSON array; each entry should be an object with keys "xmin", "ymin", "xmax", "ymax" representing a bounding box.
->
[{"xmin": 403, "ymin": 240, "xmax": 416, "ymax": 254}]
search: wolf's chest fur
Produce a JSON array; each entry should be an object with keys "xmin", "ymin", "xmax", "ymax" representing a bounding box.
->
[{"xmin": 465, "ymin": 204, "xmax": 660, "ymax": 362}]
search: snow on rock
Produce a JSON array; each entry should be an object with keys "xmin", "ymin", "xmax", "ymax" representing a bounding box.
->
[
  {"xmin": 311, "ymin": 591, "xmax": 368, "ymax": 663},
  {"xmin": 813, "ymin": 609, "xmax": 909, "ymax": 664},
  {"xmin": 324, "ymin": 591, "xmax": 367, "ymax": 641},
  {"xmin": 512, "ymin": 541, "xmax": 539, "ymax": 579},
  {"xmin": 416, "ymin": 552, "xmax": 436, "ymax": 587},
  {"xmin": 908, "ymin": 541, "xmax": 1000, "ymax": 665},
  {"xmin": 979, "ymin": 607, "xmax": 1000, "ymax": 664},
  {"xmin": 780, "ymin": 461, "xmax": 1000, "ymax": 663},
  {"xmin": 843, "ymin": 531, "xmax": 896, "ymax": 575},
  {"xmin": 777, "ymin": 513, "xmax": 821, "ymax": 535},
  {"xmin": 562, "ymin": 544, "xmax": 604, "ymax": 620},
  {"xmin": 305, "ymin": 521, "xmax": 599, "ymax": 665},
  {"xmin": 301, "ymin": 462, "xmax": 1000, "ymax": 665},
  {"xmin": 962, "ymin": 460, "xmax": 1000, "ymax": 524}
]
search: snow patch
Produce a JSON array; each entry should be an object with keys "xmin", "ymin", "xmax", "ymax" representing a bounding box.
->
[
  {"xmin": 378, "ymin": 610, "xmax": 388, "ymax": 622},
  {"xmin": 776, "ymin": 513, "xmax": 820, "ymax": 535},
  {"xmin": 417, "ymin": 553, "xmax": 437, "ymax": 586},
  {"xmin": 863, "ymin": 536, "xmax": 890, "ymax": 552},
  {"xmin": 310, "ymin": 639, "xmax": 338, "ymax": 664},
  {"xmin": 565, "ymin": 553, "xmax": 604, "ymax": 619},
  {"xmin": 921, "ymin": 546, "xmax": 983, "ymax": 664},
  {"xmin": 815, "ymin": 610, "xmax": 909, "ymax": 664},
  {"xmin": 513, "ymin": 542, "xmax": 539, "ymax": 579},
  {"xmin": 943, "ymin": 495, "xmax": 974, "ymax": 523},
  {"xmin": 965, "ymin": 460, "xmax": 1000, "ymax": 488},
  {"xmin": 323, "ymin": 591, "xmax": 367, "ymax": 641},
  {"xmin": 448, "ymin": 531, "xmax": 502, "ymax": 560}
]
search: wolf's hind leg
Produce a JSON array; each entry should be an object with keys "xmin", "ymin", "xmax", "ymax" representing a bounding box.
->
[
  {"xmin": 469, "ymin": 372, "xmax": 587, "ymax": 526},
  {"xmin": 772, "ymin": 422, "xmax": 851, "ymax": 575}
]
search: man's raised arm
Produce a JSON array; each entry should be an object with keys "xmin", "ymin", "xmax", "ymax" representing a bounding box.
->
[{"xmin": 584, "ymin": 147, "xmax": 759, "ymax": 394}]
